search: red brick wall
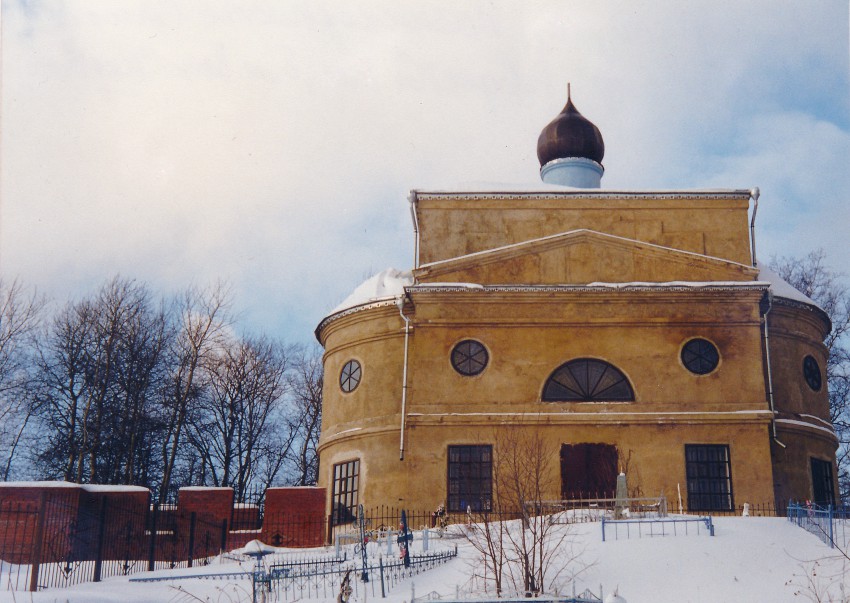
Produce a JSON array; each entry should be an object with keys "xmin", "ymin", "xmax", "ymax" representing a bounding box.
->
[
  {"xmin": 0, "ymin": 483, "xmax": 328, "ymax": 565},
  {"xmin": 0, "ymin": 484, "xmax": 81, "ymax": 564},
  {"xmin": 78, "ymin": 488, "xmax": 151, "ymax": 561},
  {"xmin": 262, "ymin": 487, "xmax": 326, "ymax": 547},
  {"xmin": 177, "ymin": 487, "xmax": 234, "ymax": 523}
]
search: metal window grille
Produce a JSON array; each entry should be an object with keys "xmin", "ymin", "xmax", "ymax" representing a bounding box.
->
[
  {"xmin": 811, "ymin": 458, "xmax": 835, "ymax": 506},
  {"xmin": 331, "ymin": 459, "xmax": 360, "ymax": 525},
  {"xmin": 542, "ymin": 358, "xmax": 634, "ymax": 402},
  {"xmin": 681, "ymin": 338, "xmax": 720, "ymax": 375},
  {"xmin": 450, "ymin": 340, "xmax": 488, "ymax": 376},
  {"xmin": 447, "ymin": 445, "xmax": 492, "ymax": 512},
  {"xmin": 685, "ymin": 444, "xmax": 733, "ymax": 511}
]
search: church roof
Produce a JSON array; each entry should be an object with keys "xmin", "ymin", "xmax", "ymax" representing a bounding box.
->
[
  {"xmin": 329, "ymin": 268, "xmax": 413, "ymax": 315},
  {"xmin": 537, "ymin": 89, "xmax": 605, "ymax": 167}
]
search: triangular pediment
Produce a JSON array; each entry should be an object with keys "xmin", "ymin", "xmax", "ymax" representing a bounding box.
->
[{"xmin": 413, "ymin": 229, "xmax": 758, "ymax": 285}]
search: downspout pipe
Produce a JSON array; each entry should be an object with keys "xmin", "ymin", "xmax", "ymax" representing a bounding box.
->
[
  {"xmin": 760, "ymin": 290, "xmax": 786, "ymax": 448},
  {"xmin": 749, "ymin": 187, "xmax": 760, "ymax": 267},
  {"xmin": 397, "ymin": 292, "xmax": 412, "ymax": 460},
  {"xmin": 408, "ymin": 191, "xmax": 420, "ymax": 269}
]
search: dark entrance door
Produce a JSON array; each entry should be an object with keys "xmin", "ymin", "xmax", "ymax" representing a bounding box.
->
[{"xmin": 560, "ymin": 443, "xmax": 618, "ymax": 499}]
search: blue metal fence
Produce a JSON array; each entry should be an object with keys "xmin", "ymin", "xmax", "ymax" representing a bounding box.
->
[
  {"xmin": 600, "ymin": 516, "xmax": 714, "ymax": 541},
  {"xmin": 786, "ymin": 501, "xmax": 850, "ymax": 549}
]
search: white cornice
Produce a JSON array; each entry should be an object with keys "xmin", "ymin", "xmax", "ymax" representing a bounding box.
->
[
  {"xmin": 314, "ymin": 282, "xmax": 770, "ymax": 339},
  {"xmin": 413, "ymin": 189, "xmax": 753, "ymax": 202},
  {"xmin": 410, "ymin": 282, "xmax": 770, "ymax": 295}
]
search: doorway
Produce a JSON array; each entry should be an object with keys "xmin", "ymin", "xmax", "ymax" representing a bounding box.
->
[{"xmin": 560, "ymin": 443, "xmax": 618, "ymax": 500}]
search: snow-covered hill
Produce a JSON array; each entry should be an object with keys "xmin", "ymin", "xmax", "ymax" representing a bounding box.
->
[{"xmin": 1, "ymin": 516, "xmax": 848, "ymax": 602}]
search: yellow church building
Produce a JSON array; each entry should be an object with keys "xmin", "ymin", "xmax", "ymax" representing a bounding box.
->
[{"xmin": 315, "ymin": 91, "xmax": 838, "ymax": 520}]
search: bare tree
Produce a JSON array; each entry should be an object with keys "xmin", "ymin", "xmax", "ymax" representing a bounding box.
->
[
  {"xmin": 286, "ymin": 346, "xmax": 323, "ymax": 486},
  {"xmin": 186, "ymin": 334, "xmax": 290, "ymax": 500},
  {"xmin": 158, "ymin": 282, "xmax": 231, "ymax": 502},
  {"xmin": 0, "ymin": 278, "xmax": 44, "ymax": 480},
  {"xmin": 496, "ymin": 428, "xmax": 585, "ymax": 596},
  {"xmin": 772, "ymin": 250, "xmax": 850, "ymax": 501},
  {"xmin": 32, "ymin": 278, "xmax": 169, "ymax": 486},
  {"xmin": 464, "ymin": 428, "xmax": 588, "ymax": 597}
]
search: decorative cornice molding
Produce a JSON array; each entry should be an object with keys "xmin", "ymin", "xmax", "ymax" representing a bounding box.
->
[
  {"xmin": 772, "ymin": 295, "xmax": 832, "ymax": 329},
  {"xmin": 315, "ymin": 282, "xmax": 770, "ymax": 337},
  {"xmin": 414, "ymin": 190, "xmax": 753, "ymax": 202},
  {"xmin": 315, "ymin": 298, "xmax": 398, "ymax": 341},
  {"xmin": 410, "ymin": 283, "xmax": 769, "ymax": 295}
]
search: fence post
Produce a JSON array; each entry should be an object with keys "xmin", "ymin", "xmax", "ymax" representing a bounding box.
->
[
  {"xmin": 220, "ymin": 518, "xmax": 228, "ymax": 554},
  {"xmin": 28, "ymin": 491, "xmax": 48, "ymax": 592},
  {"xmin": 601, "ymin": 517, "xmax": 606, "ymax": 542},
  {"xmin": 148, "ymin": 503, "xmax": 159, "ymax": 572},
  {"xmin": 379, "ymin": 556, "xmax": 386, "ymax": 598},
  {"xmin": 187, "ymin": 511, "xmax": 197, "ymax": 568},
  {"xmin": 828, "ymin": 505, "xmax": 834, "ymax": 549},
  {"xmin": 93, "ymin": 497, "xmax": 109, "ymax": 582}
]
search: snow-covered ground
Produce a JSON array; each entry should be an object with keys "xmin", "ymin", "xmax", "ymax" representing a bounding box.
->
[{"xmin": 2, "ymin": 516, "xmax": 848, "ymax": 603}]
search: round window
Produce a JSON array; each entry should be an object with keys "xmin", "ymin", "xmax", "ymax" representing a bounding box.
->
[
  {"xmin": 339, "ymin": 360, "xmax": 362, "ymax": 393},
  {"xmin": 803, "ymin": 355, "xmax": 822, "ymax": 391},
  {"xmin": 451, "ymin": 340, "xmax": 489, "ymax": 376},
  {"xmin": 681, "ymin": 338, "xmax": 720, "ymax": 375}
]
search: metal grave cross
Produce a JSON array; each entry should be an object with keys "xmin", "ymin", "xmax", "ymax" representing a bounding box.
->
[
  {"xmin": 397, "ymin": 510, "xmax": 413, "ymax": 568},
  {"xmin": 357, "ymin": 504, "xmax": 369, "ymax": 582}
]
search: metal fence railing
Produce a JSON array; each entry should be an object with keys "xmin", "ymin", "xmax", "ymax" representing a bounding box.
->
[
  {"xmin": 531, "ymin": 496, "xmax": 668, "ymax": 523},
  {"xmin": 787, "ymin": 501, "xmax": 850, "ymax": 549},
  {"xmin": 601, "ymin": 515, "xmax": 715, "ymax": 541},
  {"xmin": 0, "ymin": 493, "xmax": 227, "ymax": 591}
]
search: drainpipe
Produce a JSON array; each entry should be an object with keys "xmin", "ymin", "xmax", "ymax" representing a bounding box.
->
[
  {"xmin": 749, "ymin": 187, "xmax": 760, "ymax": 267},
  {"xmin": 397, "ymin": 293, "xmax": 412, "ymax": 460},
  {"xmin": 760, "ymin": 290, "xmax": 786, "ymax": 448},
  {"xmin": 408, "ymin": 191, "xmax": 420, "ymax": 269}
]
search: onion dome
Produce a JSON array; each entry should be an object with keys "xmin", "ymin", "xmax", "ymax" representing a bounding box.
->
[{"xmin": 537, "ymin": 86, "xmax": 605, "ymax": 167}]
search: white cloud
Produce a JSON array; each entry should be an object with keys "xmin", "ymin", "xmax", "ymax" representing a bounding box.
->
[{"xmin": 1, "ymin": 0, "xmax": 848, "ymax": 341}]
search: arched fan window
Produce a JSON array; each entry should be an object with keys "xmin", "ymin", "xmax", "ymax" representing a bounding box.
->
[{"xmin": 542, "ymin": 358, "xmax": 634, "ymax": 402}]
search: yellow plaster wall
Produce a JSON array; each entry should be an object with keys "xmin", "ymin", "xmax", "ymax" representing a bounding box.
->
[
  {"xmin": 415, "ymin": 194, "xmax": 752, "ymax": 266},
  {"xmin": 405, "ymin": 289, "xmax": 767, "ymax": 411},
  {"xmin": 771, "ymin": 427, "xmax": 840, "ymax": 505},
  {"xmin": 319, "ymin": 420, "xmax": 776, "ymax": 513},
  {"xmin": 416, "ymin": 238, "xmax": 757, "ymax": 285},
  {"xmin": 317, "ymin": 189, "xmax": 835, "ymax": 515},
  {"xmin": 766, "ymin": 303, "xmax": 832, "ymax": 420},
  {"xmin": 317, "ymin": 288, "xmax": 778, "ymax": 512}
]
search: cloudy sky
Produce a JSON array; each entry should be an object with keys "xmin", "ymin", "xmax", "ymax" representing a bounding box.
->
[{"xmin": 2, "ymin": 1, "xmax": 849, "ymax": 344}]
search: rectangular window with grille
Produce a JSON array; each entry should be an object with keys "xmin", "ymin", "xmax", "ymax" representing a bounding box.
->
[
  {"xmin": 811, "ymin": 458, "xmax": 835, "ymax": 506},
  {"xmin": 685, "ymin": 444, "xmax": 733, "ymax": 512},
  {"xmin": 447, "ymin": 445, "xmax": 492, "ymax": 512},
  {"xmin": 331, "ymin": 459, "xmax": 360, "ymax": 526}
]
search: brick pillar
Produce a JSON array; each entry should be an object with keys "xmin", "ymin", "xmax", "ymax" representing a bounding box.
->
[
  {"xmin": 177, "ymin": 487, "xmax": 234, "ymax": 558},
  {"xmin": 262, "ymin": 487, "xmax": 326, "ymax": 547},
  {"xmin": 177, "ymin": 487, "xmax": 234, "ymax": 522}
]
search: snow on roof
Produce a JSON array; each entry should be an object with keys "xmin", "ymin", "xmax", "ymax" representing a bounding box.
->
[
  {"xmin": 0, "ymin": 481, "xmax": 149, "ymax": 492},
  {"xmin": 756, "ymin": 263, "xmax": 820, "ymax": 308},
  {"xmin": 79, "ymin": 484, "xmax": 150, "ymax": 493},
  {"xmin": 322, "ymin": 260, "xmax": 819, "ymax": 330},
  {"xmin": 231, "ymin": 539, "xmax": 277, "ymax": 557},
  {"xmin": 330, "ymin": 268, "xmax": 413, "ymax": 315}
]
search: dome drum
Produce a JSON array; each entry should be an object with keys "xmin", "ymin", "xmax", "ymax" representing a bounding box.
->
[{"xmin": 540, "ymin": 156, "xmax": 604, "ymax": 188}]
